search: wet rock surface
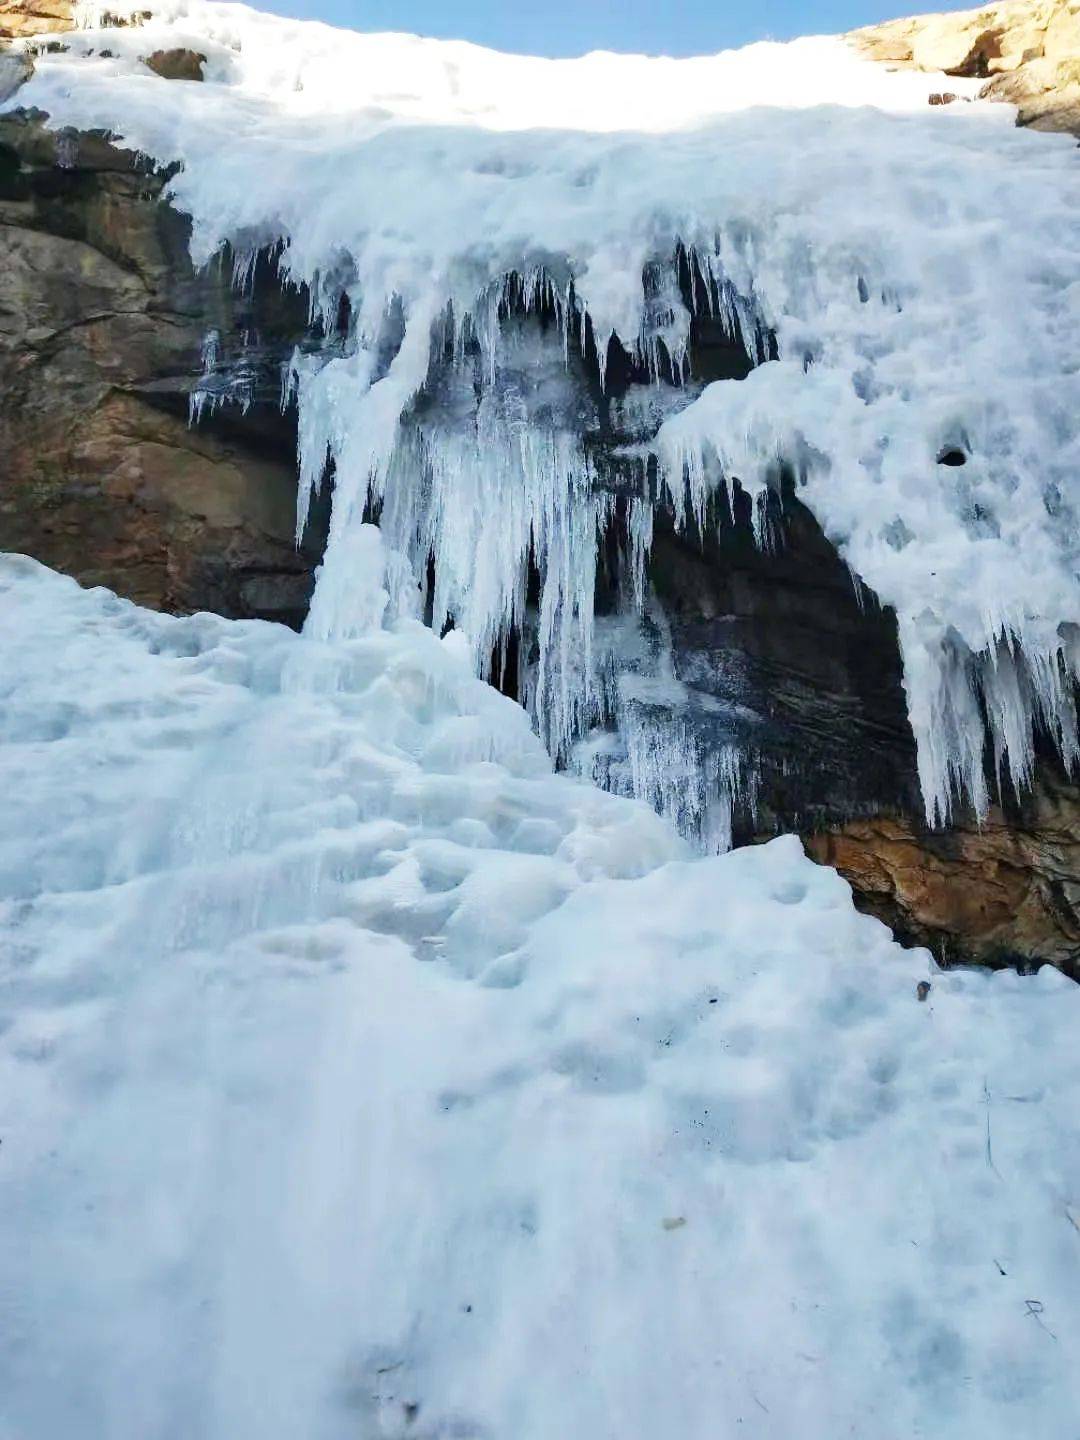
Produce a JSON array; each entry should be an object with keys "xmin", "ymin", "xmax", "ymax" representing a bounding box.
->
[{"xmin": 649, "ymin": 498, "xmax": 922, "ymax": 835}]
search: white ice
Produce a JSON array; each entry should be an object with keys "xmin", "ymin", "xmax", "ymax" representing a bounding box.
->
[{"xmin": 2, "ymin": 553, "xmax": 1080, "ymax": 1439}]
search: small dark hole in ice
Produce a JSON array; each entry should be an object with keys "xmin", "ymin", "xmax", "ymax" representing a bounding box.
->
[{"xmin": 937, "ymin": 446, "xmax": 967, "ymax": 467}]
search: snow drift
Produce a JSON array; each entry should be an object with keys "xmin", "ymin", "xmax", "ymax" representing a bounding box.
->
[{"xmin": 2, "ymin": 551, "xmax": 1080, "ymax": 1439}]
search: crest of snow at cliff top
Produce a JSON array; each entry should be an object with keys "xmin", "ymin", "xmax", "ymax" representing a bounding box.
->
[
  {"xmin": 3, "ymin": 552, "xmax": 1080, "ymax": 1439},
  {"xmin": 9, "ymin": 0, "xmax": 1080, "ymax": 824}
]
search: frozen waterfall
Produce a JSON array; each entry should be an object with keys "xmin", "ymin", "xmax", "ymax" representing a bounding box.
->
[
  {"xmin": 10, "ymin": 0, "xmax": 1079, "ymax": 834},
  {"xmin": 4, "ymin": 7, "xmax": 1080, "ymax": 1438}
]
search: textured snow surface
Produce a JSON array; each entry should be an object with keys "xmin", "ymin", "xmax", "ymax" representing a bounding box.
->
[
  {"xmin": 9, "ymin": 0, "xmax": 1080, "ymax": 826},
  {"xmin": 2, "ymin": 554, "xmax": 1080, "ymax": 1439}
]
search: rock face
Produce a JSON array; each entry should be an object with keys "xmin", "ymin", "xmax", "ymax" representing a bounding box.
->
[
  {"xmin": 806, "ymin": 770, "xmax": 1080, "ymax": 981},
  {"xmin": 646, "ymin": 496, "xmax": 921, "ymax": 837},
  {"xmin": 853, "ymin": 0, "xmax": 1080, "ymax": 135},
  {"xmin": 0, "ymin": 110, "xmax": 327, "ymax": 624}
]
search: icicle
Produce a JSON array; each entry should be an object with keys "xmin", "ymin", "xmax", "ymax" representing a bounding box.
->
[
  {"xmin": 303, "ymin": 291, "xmax": 440, "ymax": 639},
  {"xmin": 627, "ymin": 494, "xmax": 654, "ymax": 613},
  {"xmin": 231, "ymin": 247, "xmax": 260, "ymax": 296}
]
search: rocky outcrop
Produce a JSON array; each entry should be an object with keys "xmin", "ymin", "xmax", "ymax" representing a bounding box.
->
[
  {"xmin": 853, "ymin": 0, "xmax": 1080, "ymax": 135},
  {"xmin": 0, "ymin": 111, "xmax": 327, "ymax": 624},
  {"xmin": 0, "ymin": 0, "xmax": 74, "ymax": 40},
  {"xmin": 806, "ymin": 770, "xmax": 1080, "ymax": 980}
]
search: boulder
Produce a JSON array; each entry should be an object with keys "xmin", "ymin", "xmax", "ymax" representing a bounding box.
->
[
  {"xmin": 0, "ymin": 47, "xmax": 32, "ymax": 101},
  {"xmin": 0, "ymin": 0, "xmax": 75, "ymax": 40},
  {"xmin": 143, "ymin": 47, "xmax": 206, "ymax": 82}
]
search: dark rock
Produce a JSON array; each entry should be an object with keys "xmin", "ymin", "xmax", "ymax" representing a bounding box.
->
[
  {"xmin": 936, "ymin": 445, "xmax": 967, "ymax": 465},
  {"xmin": 646, "ymin": 488, "xmax": 921, "ymax": 834},
  {"xmin": 144, "ymin": 48, "xmax": 206, "ymax": 82},
  {"xmin": 0, "ymin": 110, "xmax": 327, "ymax": 625}
]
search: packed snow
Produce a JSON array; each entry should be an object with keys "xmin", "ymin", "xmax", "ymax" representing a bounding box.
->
[
  {"xmin": 2, "ymin": 552, "xmax": 1080, "ymax": 1439},
  {"xmin": 6, "ymin": 0, "xmax": 1079, "ymax": 828}
]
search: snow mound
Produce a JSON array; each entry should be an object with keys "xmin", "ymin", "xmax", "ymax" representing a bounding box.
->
[
  {"xmin": 8, "ymin": 0, "xmax": 1079, "ymax": 826},
  {"xmin": 2, "ymin": 553, "xmax": 1080, "ymax": 1438}
]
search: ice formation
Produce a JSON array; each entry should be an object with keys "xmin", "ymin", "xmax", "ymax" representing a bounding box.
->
[
  {"xmin": 3, "ymin": 552, "xmax": 1080, "ymax": 1439},
  {"xmin": 9, "ymin": 0, "xmax": 1079, "ymax": 829}
]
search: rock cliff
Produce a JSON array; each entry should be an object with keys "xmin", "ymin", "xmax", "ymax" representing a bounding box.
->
[{"xmin": 0, "ymin": 106, "xmax": 327, "ymax": 622}]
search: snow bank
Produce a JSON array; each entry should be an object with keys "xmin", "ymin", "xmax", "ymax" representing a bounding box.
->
[
  {"xmin": 2, "ymin": 554, "xmax": 1080, "ymax": 1438},
  {"xmin": 2, "ymin": 547, "xmax": 1080, "ymax": 1428},
  {"xmin": 6, "ymin": 0, "xmax": 1080, "ymax": 826}
]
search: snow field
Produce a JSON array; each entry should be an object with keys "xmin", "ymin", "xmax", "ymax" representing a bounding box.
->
[{"xmin": 1, "ymin": 552, "xmax": 1079, "ymax": 1438}]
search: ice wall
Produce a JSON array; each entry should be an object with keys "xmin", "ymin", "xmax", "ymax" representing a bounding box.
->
[{"xmin": 8, "ymin": 0, "xmax": 1080, "ymax": 830}]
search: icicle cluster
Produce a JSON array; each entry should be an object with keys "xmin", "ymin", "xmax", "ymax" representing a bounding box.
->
[
  {"xmin": 271, "ymin": 236, "xmax": 1079, "ymax": 835},
  {"xmin": 268, "ymin": 254, "xmax": 772, "ymax": 846}
]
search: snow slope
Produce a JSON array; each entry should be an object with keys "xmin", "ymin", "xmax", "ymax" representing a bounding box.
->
[
  {"xmin": 7, "ymin": 0, "xmax": 1079, "ymax": 826},
  {"xmin": 2, "ymin": 552, "xmax": 1080, "ymax": 1439}
]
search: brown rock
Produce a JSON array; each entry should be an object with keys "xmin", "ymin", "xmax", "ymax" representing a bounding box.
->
[
  {"xmin": 851, "ymin": 0, "xmax": 1080, "ymax": 137},
  {"xmin": 0, "ymin": 0, "xmax": 75, "ymax": 40},
  {"xmin": 980, "ymin": 52, "xmax": 1080, "ymax": 130},
  {"xmin": 143, "ymin": 47, "xmax": 206, "ymax": 82},
  {"xmin": 804, "ymin": 772, "xmax": 1080, "ymax": 978},
  {"xmin": 0, "ymin": 111, "xmax": 325, "ymax": 624}
]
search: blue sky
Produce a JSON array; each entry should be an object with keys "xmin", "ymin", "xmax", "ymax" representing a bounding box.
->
[{"xmin": 257, "ymin": 0, "xmax": 974, "ymax": 57}]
